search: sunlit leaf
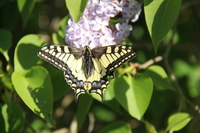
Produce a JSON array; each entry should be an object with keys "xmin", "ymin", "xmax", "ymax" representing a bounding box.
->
[
  {"xmin": 104, "ymin": 79, "xmax": 115, "ymax": 101},
  {"xmin": 145, "ymin": 65, "xmax": 173, "ymax": 90},
  {"xmin": 12, "ymin": 66, "xmax": 54, "ymax": 125},
  {"xmin": 144, "ymin": 0, "xmax": 182, "ymax": 52},
  {"xmin": 1, "ymin": 104, "xmax": 7, "ymax": 133},
  {"xmin": 1, "ymin": 73, "xmax": 14, "ymax": 91},
  {"xmin": 104, "ymin": 79, "xmax": 121, "ymax": 114},
  {"xmin": 145, "ymin": 121, "xmax": 157, "ymax": 133},
  {"xmin": 166, "ymin": 112, "xmax": 192, "ymax": 131},
  {"xmin": 52, "ymin": 33, "xmax": 65, "ymax": 44},
  {"xmin": 1, "ymin": 103, "xmax": 25, "ymax": 133},
  {"xmin": 65, "ymin": 0, "xmax": 88, "ymax": 22},
  {"xmin": 14, "ymin": 34, "xmax": 46, "ymax": 73},
  {"xmin": 98, "ymin": 121, "xmax": 131, "ymax": 133},
  {"xmin": 58, "ymin": 15, "xmax": 69, "ymax": 38},
  {"xmin": 115, "ymin": 73, "xmax": 153, "ymax": 120}
]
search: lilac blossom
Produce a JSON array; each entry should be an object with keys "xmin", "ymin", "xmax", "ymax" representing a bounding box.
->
[
  {"xmin": 114, "ymin": 22, "xmax": 133, "ymax": 43},
  {"xmin": 65, "ymin": 0, "xmax": 142, "ymax": 49}
]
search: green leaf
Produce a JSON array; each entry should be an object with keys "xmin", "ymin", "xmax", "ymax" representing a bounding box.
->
[
  {"xmin": 0, "ymin": 29, "xmax": 12, "ymax": 52},
  {"xmin": 104, "ymin": 79, "xmax": 115, "ymax": 101},
  {"xmin": 1, "ymin": 103, "xmax": 25, "ymax": 133},
  {"xmin": 77, "ymin": 94, "xmax": 93, "ymax": 130},
  {"xmin": 58, "ymin": 16, "xmax": 70, "ymax": 38},
  {"xmin": 41, "ymin": 64, "xmax": 70, "ymax": 101},
  {"xmin": 1, "ymin": 73, "xmax": 14, "ymax": 91},
  {"xmin": 92, "ymin": 105, "xmax": 117, "ymax": 122},
  {"xmin": 17, "ymin": 0, "xmax": 36, "ymax": 28},
  {"xmin": 0, "ymin": 29, "xmax": 12, "ymax": 61},
  {"xmin": 104, "ymin": 80, "xmax": 121, "ymax": 114},
  {"xmin": 145, "ymin": 121, "xmax": 157, "ymax": 133},
  {"xmin": 173, "ymin": 59, "xmax": 190, "ymax": 78},
  {"xmin": 14, "ymin": 34, "xmax": 46, "ymax": 73},
  {"xmin": 144, "ymin": 0, "xmax": 182, "ymax": 52},
  {"xmin": 7, "ymin": 103, "xmax": 25, "ymax": 133},
  {"xmin": 0, "ymin": 104, "xmax": 7, "ymax": 133},
  {"xmin": 145, "ymin": 65, "xmax": 173, "ymax": 90},
  {"xmin": 98, "ymin": 121, "xmax": 131, "ymax": 133},
  {"xmin": 65, "ymin": 0, "xmax": 88, "ymax": 22},
  {"xmin": 166, "ymin": 112, "xmax": 192, "ymax": 131},
  {"xmin": 52, "ymin": 33, "xmax": 65, "ymax": 44},
  {"xmin": 30, "ymin": 119, "xmax": 47, "ymax": 132},
  {"xmin": 115, "ymin": 73, "xmax": 153, "ymax": 120},
  {"xmin": 187, "ymin": 66, "xmax": 200, "ymax": 97},
  {"xmin": 51, "ymin": 72, "xmax": 70, "ymax": 101},
  {"xmin": 12, "ymin": 66, "xmax": 54, "ymax": 125}
]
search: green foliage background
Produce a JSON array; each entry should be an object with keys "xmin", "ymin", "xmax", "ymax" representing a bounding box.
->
[{"xmin": 0, "ymin": 0, "xmax": 200, "ymax": 133}]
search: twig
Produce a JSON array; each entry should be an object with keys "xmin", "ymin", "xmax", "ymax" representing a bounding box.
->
[{"xmin": 130, "ymin": 56, "xmax": 163, "ymax": 70}]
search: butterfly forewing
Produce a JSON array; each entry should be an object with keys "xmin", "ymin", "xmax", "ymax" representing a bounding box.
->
[
  {"xmin": 92, "ymin": 45, "xmax": 136, "ymax": 73},
  {"xmin": 37, "ymin": 45, "xmax": 83, "ymax": 71}
]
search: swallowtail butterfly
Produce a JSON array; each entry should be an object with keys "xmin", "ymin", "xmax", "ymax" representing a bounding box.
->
[{"xmin": 38, "ymin": 45, "xmax": 136, "ymax": 101}]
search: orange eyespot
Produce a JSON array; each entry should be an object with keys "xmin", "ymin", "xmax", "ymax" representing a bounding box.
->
[{"xmin": 84, "ymin": 82, "xmax": 92, "ymax": 90}]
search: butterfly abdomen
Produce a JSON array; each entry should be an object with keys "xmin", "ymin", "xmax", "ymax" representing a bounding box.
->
[{"xmin": 82, "ymin": 46, "xmax": 95, "ymax": 79}]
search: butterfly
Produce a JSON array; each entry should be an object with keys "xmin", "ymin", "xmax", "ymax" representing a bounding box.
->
[{"xmin": 37, "ymin": 45, "xmax": 136, "ymax": 101}]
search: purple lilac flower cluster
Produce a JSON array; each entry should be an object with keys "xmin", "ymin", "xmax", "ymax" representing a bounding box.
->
[{"xmin": 65, "ymin": 0, "xmax": 141, "ymax": 49}]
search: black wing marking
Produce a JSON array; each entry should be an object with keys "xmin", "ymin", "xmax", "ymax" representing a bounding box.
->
[
  {"xmin": 87, "ymin": 45, "xmax": 136, "ymax": 100},
  {"xmin": 92, "ymin": 45, "xmax": 136, "ymax": 74},
  {"xmin": 37, "ymin": 45, "xmax": 83, "ymax": 71}
]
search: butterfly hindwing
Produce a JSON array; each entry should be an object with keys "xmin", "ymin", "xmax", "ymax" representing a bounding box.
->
[{"xmin": 38, "ymin": 44, "xmax": 136, "ymax": 101}]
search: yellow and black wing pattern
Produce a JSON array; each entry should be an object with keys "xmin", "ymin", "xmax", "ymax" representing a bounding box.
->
[{"xmin": 37, "ymin": 45, "xmax": 136, "ymax": 101}]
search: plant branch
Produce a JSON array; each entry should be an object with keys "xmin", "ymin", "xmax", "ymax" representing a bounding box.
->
[{"xmin": 130, "ymin": 56, "xmax": 163, "ymax": 70}]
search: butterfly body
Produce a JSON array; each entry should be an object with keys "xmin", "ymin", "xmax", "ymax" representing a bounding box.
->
[{"xmin": 38, "ymin": 45, "xmax": 136, "ymax": 101}]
